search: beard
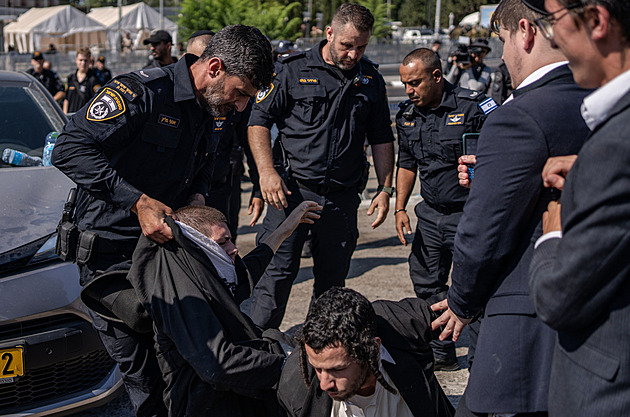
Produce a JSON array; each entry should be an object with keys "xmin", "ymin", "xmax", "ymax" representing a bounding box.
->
[
  {"xmin": 326, "ymin": 366, "xmax": 371, "ymax": 401},
  {"xmin": 198, "ymin": 77, "xmax": 233, "ymax": 116},
  {"xmin": 329, "ymin": 41, "xmax": 358, "ymax": 71}
]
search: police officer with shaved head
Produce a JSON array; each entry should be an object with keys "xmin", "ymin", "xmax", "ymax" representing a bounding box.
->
[{"xmin": 51, "ymin": 25, "xmax": 273, "ymax": 416}]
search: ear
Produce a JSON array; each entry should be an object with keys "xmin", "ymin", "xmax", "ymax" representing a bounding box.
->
[
  {"xmin": 325, "ymin": 26, "xmax": 334, "ymax": 43},
  {"xmin": 374, "ymin": 337, "xmax": 382, "ymax": 348},
  {"xmin": 587, "ymin": 4, "xmax": 611, "ymax": 42},
  {"xmin": 519, "ymin": 18, "xmax": 537, "ymax": 51},
  {"xmin": 207, "ymin": 57, "xmax": 223, "ymax": 78},
  {"xmin": 432, "ymin": 68, "xmax": 443, "ymax": 83}
]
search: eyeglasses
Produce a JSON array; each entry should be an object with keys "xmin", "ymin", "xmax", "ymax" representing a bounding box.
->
[{"xmin": 535, "ymin": 2, "xmax": 584, "ymax": 40}]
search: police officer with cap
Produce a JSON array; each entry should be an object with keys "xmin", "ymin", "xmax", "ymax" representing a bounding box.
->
[
  {"xmin": 51, "ymin": 25, "xmax": 273, "ymax": 416},
  {"xmin": 143, "ymin": 29, "xmax": 177, "ymax": 68},
  {"xmin": 395, "ymin": 48, "xmax": 495, "ymax": 371},
  {"xmin": 273, "ymin": 40, "xmax": 295, "ymax": 61},
  {"xmin": 94, "ymin": 55, "xmax": 112, "ymax": 85},
  {"xmin": 247, "ymin": 3, "xmax": 395, "ymax": 330},
  {"xmin": 27, "ymin": 51, "xmax": 65, "ymax": 102}
]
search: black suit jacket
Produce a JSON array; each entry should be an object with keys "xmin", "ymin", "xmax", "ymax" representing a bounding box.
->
[
  {"xmin": 530, "ymin": 89, "xmax": 630, "ymax": 416},
  {"xmin": 128, "ymin": 217, "xmax": 284, "ymax": 417},
  {"xmin": 447, "ymin": 65, "xmax": 591, "ymax": 413},
  {"xmin": 277, "ymin": 298, "xmax": 454, "ymax": 417}
]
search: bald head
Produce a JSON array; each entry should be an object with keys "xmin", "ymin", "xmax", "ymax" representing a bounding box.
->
[
  {"xmin": 187, "ymin": 34, "xmax": 214, "ymax": 57},
  {"xmin": 401, "ymin": 48, "xmax": 442, "ymax": 73}
]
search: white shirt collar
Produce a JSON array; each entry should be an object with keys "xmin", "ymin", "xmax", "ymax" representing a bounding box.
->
[
  {"xmin": 504, "ymin": 61, "xmax": 568, "ymax": 104},
  {"xmin": 581, "ymin": 68, "xmax": 630, "ymax": 130}
]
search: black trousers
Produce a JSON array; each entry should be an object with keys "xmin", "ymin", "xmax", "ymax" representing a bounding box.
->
[
  {"xmin": 409, "ymin": 201, "xmax": 463, "ymax": 361},
  {"xmin": 81, "ymin": 251, "xmax": 167, "ymax": 417},
  {"xmin": 246, "ymin": 184, "xmax": 360, "ymax": 329}
]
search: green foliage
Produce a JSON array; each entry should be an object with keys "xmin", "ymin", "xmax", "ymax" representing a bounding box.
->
[
  {"xmin": 358, "ymin": 0, "xmax": 390, "ymax": 39},
  {"xmin": 179, "ymin": 0, "xmax": 302, "ymax": 41}
]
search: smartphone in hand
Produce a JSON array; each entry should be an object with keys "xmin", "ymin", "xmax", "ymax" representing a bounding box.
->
[{"xmin": 462, "ymin": 133, "xmax": 480, "ymax": 179}]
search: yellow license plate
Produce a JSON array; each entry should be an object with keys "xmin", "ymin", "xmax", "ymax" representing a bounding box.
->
[{"xmin": 0, "ymin": 347, "xmax": 24, "ymax": 380}]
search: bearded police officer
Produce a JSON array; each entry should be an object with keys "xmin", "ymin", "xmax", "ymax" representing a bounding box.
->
[
  {"xmin": 51, "ymin": 25, "xmax": 273, "ymax": 416},
  {"xmin": 247, "ymin": 3, "xmax": 395, "ymax": 329},
  {"xmin": 394, "ymin": 48, "xmax": 495, "ymax": 371}
]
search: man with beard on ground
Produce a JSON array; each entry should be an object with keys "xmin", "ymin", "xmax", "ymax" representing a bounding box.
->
[
  {"xmin": 51, "ymin": 25, "xmax": 273, "ymax": 417},
  {"xmin": 278, "ymin": 287, "xmax": 454, "ymax": 417}
]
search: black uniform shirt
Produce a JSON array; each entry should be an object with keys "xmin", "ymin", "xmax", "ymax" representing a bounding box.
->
[
  {"xmin": 26, "ymin": 68, "xmax": 62, "ymax": 97},
  {"xmin": 65, "ymin": 70, "xmax": 102, "ymax": 113},
  {"xmin": 52, "ymin": 55, "xmax": 217, "ymax": 242},
  {"xmin": 249, "ymin": 40, "xmax": 394, "ymax": 188},
  {"xmin": 396, "ymin": 82, "xmax": 495, "ymax": 209},
  {"xmin": 94, "ymin": 67, "xmax": 113, "ymax": 85}
]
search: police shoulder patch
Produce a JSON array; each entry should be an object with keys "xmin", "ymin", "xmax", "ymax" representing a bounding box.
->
[
  {"xmin": 86, "ymin": 87, "xmax": 126, "ymax": 122},
  {"xmin": 256, "ymin": 82, "xmax": 275, "ymax": 104}
]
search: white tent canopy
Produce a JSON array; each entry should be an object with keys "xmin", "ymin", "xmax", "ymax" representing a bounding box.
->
[
  {"xmin": 4, "ymin": 5, "xmax": 107, "ymax": 53},
  {"xmin": 459, "ymin": 11, "xmax": 480, "ymax": 27},
  {"xmin": 88, "ymin": 3, "xmax": 177, "ymax": 52}
]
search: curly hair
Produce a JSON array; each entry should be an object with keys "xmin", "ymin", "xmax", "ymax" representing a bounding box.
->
[{"xmin": 297, "ymin": 287, "xmax": 397, "ymax": 395}]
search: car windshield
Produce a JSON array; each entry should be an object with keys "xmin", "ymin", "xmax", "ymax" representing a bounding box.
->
[{"xmin": 0, "ymin": 84, "xmax": 65, "ymax": 157}]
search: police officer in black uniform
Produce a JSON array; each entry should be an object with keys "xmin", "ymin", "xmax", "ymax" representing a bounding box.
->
[
  {"xmin": 394, "ymin": 48, "xmax": 496, "ymax": 371},
  {"xmin": 51, "ymin": 25, "xmax": 273, "ymax": 416},
  {"xmin": 27, "ymin": 51, "xmax": 65, "ymax": 102},
  {"xmin": 247, "ymin": 3, "xmax": 395, "ymax": 330}
]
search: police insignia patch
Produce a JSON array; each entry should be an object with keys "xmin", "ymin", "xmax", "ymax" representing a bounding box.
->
[
  {"xmin": 479, "ymin": 97, "xmax": 498, "ymax": 115},
  {"xmin": 86, "ymin": 87, "xmax": 126, "ymax": 121},
  {"xmin": 256, "ymin": 83, "xmax": 274, "ymax": 104},
  {"xmin": 447, "ymin": 113, "xmax": 465, "ymax": 125}
]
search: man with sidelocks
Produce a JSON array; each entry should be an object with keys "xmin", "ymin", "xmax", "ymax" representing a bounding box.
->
[
  {"xmin": 278, "ymin": 287, "xmax": 454, "ymax": 417},
  {"xmin": 247, "ymin": 3, "xmax": 395, "ymax": 330}
]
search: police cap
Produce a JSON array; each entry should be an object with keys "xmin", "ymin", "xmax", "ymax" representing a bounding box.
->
[{"xmin": 31, "ymin": 51, "xmax": 45, "ymax": 61}]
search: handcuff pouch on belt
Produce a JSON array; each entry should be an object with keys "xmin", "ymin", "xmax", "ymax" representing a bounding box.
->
[{"xmin": 55, "ymin": 187, "xmax": 98, "ymax": 265}]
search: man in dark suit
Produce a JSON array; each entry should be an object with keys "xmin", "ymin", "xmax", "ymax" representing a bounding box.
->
[
  {"xmin": 430, "ymin": 0, "xmax": 591, "ymax": 415},
  {"xmin": 278, "ymin": 287, "xmax": 454, "ymax": 417},
  {"xmin": 529, "ymin": 1, "xmax": 630, "ymax": 416}
]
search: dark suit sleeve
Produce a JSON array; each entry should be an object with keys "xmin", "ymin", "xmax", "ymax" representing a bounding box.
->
[
  {"xmin": 529, "ymin": 130, "xmax": 630, "ymax": 331},
  {"xmin": 448, "ymin": 105, "xmax": 549, "ymax": 317}
]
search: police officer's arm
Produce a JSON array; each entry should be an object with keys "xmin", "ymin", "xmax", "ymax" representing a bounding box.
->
[
  {"xmin": 367, "ymin": 142, "xmax": 394, "ymax": 229},
  {"xmin": 395, "ymin": 167, "xmax": 416, "ymax": 246},
  {"xmin": 51, "ymin": 79, "xmax": 175, "ymax": 243},
  {"xmin": 366, "ymin": 71, "xmax": 395, "ymax": 229},
  {"xmin": 248, "ymin": 126, "xmax": 290, "ymax": 210},
  {"xmin": 248, "ymin": 66, "xmax": 290, "ymax": 210}
]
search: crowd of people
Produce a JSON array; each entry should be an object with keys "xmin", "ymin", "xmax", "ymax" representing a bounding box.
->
[{"xmin": 25, "ymin": 0, "xmax": 630, "ymax": 416}]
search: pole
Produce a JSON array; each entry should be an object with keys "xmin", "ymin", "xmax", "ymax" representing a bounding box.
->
[
  {"xmin": 160, "ymin": 0, "xmax": 164, "ymax": 29},
  {"xmin": 434, "ymin": 0, "xmax": 441, "ymax": 39},
  {"xmin": 117, "ymin": 0, "xmax": 122, "ymax": 71}
]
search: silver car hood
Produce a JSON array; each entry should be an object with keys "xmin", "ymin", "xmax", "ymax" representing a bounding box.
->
[{"xmin": 0, "ymin": 166, "xmax": 74, "ymax": 255}]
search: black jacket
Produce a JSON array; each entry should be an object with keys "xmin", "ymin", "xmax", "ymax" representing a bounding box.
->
[
  {"xmin": 277, "ymin": 297, "xmax": 454, "ymax": 417},
  {"xmin": 128, "ymin": 217, "xmax": 285, "ymax": 417}
]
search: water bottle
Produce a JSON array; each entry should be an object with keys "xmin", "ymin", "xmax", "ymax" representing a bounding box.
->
[
  {"xmin": 42, "ymin": 131, "xmax": 59, "ymax": 166},
  {"xmin": 2, "ymin": 148, "xmax": 43, "ymax": 166}
]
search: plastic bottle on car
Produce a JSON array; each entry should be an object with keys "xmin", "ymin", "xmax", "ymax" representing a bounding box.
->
[
  {"xmin": 42, "ymin": 131, "xmax": 59, "ymax": 166},
  {"xmin": 2, "ymin": 148, "xmax": 43, "ymax": 166}
]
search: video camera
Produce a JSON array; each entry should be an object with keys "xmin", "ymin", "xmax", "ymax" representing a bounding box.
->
[{"xmin": 449, "ymin": 44, "xmax": 471, "ymax": 66}]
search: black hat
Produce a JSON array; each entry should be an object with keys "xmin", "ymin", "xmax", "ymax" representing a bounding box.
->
[
  {"xmin": 469, "ymin": 38, "xmax": 492, "ymax": 53},
  {"xmin": 31, "ymin": 51, "xmax": 44, "ymax": 61},
  {"xmin": 275, "ymin": 40, "xmax": 295, "ymax": 54},
  {"xmin": 97, "ymin": 55, "xmax": 105, "ymax": 63},
  {"xmin": 188, "ymin": 29, "xmax": 215, "ymax": 41},
  {"xmin": 143, "ymin": 29, "xmax": 173, "ymax": 45},
  {"xmin": 81, "ymin": 270, "xmax": 152, "ymax": 333},
  {"xmin": 522, "ymin": 0, "xmax": 550, "ymax": 15}
]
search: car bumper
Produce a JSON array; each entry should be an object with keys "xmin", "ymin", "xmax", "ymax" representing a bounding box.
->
[{"xmin": 0, "ymin": 261, "xmax": 123, "ymax": 416}]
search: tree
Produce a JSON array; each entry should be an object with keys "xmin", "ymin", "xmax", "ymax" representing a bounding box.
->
[
  {"xmin": 243, "ymin": 1, "xmax": 303, "ymax": 40},
  {"xmin": 358, "ymin": 0, "xmax": 390, "ymax": 38}
]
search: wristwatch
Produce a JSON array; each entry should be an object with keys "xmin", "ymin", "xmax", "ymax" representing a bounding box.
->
[{"xmin": 376, "ymin": 185, "xmax": 395, "ymax": 197}]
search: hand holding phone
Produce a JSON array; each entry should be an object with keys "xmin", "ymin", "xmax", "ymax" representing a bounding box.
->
[{"xmin": 462, "ymin": 133, "xmax": 480, "ymax": 181}]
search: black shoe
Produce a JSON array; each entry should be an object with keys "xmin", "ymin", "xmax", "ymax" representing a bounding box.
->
[{"xmin": 434, "ymin": 357, "xmax": 460, "ymax": 372}]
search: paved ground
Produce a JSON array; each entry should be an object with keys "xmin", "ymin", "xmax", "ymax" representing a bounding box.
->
[{"xmin": 74, "ymin": 169, "xmax": 470, "ymax": 416}]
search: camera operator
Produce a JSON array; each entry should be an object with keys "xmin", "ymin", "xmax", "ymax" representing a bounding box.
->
[{"xmin": 445, "ymin": 39, "xmax": 493, "ymax": 93}]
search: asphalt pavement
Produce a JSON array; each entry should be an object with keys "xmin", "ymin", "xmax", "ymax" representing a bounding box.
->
[{"xmin": 72, "ymin": 166, "xmax": 470, "ymax": 416}]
